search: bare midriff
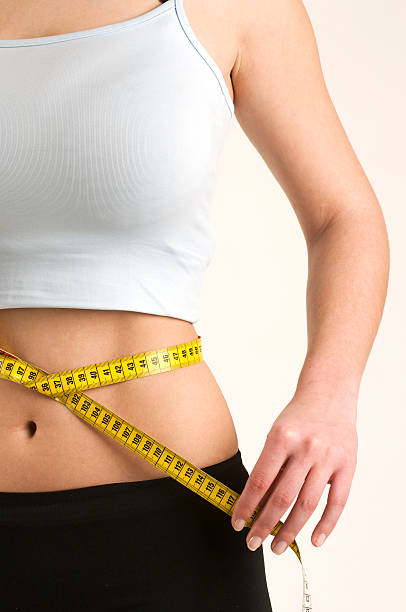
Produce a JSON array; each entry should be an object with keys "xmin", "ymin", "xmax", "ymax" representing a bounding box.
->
[{"xmin": 0, "ymin": 308, "xmax": 239, "ymax": 492}]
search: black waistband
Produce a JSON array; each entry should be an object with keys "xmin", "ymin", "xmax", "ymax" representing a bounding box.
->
[{"xmin": 0, "ymin": 449, "xmax": 247, "ymax": 525}]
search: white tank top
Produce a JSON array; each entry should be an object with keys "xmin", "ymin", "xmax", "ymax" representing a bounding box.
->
[{"xmin": 0, "ymin": 0, "xmax": 234, "ymax": 324}]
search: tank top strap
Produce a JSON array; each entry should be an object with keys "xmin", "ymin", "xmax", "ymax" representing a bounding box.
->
[{"xmin": 173, "ymin": 0, "xmax": 234, "ymax": 117}]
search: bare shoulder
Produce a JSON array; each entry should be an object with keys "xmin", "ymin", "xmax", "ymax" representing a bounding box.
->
[
  {"xmin": 228, "ymin": 0, "xmax": 322, "ymax": 110},
  {"xmin": 180, "ymin": 0, "xmax": 316, "ymax": 107}
]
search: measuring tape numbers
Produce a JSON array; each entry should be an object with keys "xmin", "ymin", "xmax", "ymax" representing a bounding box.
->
[{"xmin": 0, "ymin": 336, "xmax": 312, "ymax": 611}]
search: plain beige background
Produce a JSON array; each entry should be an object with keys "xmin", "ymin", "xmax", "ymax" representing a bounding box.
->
[{"xmin": 195, "ymin": 1, "xmax": 405, "ymax": 611}]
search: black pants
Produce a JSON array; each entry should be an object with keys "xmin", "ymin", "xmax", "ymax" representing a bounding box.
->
[{"xmin": 0, "ymin": 449, "xmax": 272, "ymax": 611}]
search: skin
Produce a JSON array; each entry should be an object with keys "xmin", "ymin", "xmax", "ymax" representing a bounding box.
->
[
  {"xmin": 228, "ymin": 0, "xmax": 389, "ymax": 554},
  {"xmin": 0, "ymin": 0, "xmax": 389, "ymax": 561}
]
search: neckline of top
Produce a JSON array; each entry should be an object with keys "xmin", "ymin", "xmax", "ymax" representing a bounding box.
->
[{"xmin": 0, "ymin": 0, "xmax": 174, "ymax": 48}]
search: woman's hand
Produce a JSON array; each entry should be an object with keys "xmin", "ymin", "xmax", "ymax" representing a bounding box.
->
[{"xmin": 230, "ymin": 394, "xmax": 358, "ymax": 554}]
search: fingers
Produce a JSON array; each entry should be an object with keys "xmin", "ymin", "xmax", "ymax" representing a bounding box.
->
[
  {"xmin": 231, "ymin": 433, "xmax": 288, "ymax": 533},
  {"xmin": 311, "ymin": 465, "xmax": 354, "ymax": 547},
  {"xmin": 231, "ymin": 422, "xmax": 356, "ymax": 553},
  {"xmin": 269, "ymin": 464, "xmax": 331, "ymax": 554},
  {"xmin": 243, "ymin": 457, "xmax": 312, "ymax": 552}
]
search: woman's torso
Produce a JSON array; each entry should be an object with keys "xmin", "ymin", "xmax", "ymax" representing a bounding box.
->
[{"xmin": 0, "ymin": 0, "xmax": 239, "ymax": 492}]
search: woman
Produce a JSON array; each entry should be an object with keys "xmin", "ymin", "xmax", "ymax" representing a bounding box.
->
[{"xmin": 0, "ymin": 0, "xmax": 389, "ymax": 611}]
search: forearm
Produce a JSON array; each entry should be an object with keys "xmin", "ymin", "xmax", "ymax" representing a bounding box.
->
[{"xmin": 293, "ymin": 203, "xmax": 390, "ymax": 415}]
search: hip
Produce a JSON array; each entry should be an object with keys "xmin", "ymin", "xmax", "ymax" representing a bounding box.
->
[{"xmin": 0, "ymin": 449, "xmax": 272, "ymax": 612}]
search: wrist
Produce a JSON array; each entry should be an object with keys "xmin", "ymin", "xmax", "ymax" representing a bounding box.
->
[
  {"xmin": 292, "ymin": 361, "xmax": 360, "ymax": 423},
  {"xmin": 296, "ymin": 351, "xmax": 361, "ymax": 397}
]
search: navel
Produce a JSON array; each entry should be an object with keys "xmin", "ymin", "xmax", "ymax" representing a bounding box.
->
[{"xmin": 26, "ymin": 420, "xmax": 37, "ymax": 438}]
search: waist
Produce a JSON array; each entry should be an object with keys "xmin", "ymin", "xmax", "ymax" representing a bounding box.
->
[
  {"xmin": 0, "ymin": 307, "xmax": 198, "ymax": 368},
  {"xmin": 0, "ymin": 308, "xmax": 239, "ymax": 492}
]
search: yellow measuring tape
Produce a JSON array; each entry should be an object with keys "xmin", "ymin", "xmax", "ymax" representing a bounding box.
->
[{"xmin": 0, "ymin": 336, "xmax": 312, "ymax": 611}]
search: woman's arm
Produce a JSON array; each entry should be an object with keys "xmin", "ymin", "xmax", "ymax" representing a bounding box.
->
[{"xmin": 229, "ymin": 0, "xmax": 390, "ymax": 553}]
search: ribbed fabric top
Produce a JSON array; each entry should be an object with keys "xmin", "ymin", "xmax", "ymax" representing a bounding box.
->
[{"xmin": 0, "ymin": 0, "xmax": 234, "ymax": 324}]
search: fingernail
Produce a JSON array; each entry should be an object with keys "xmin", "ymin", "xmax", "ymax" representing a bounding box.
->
[
  {"xmin": 233, "ymin": 518, "xmax": 245, "ymax": 532},
  {"xmin": 247, "ymin": 536, "xmax": 262, "ymax": 551},
  {"xmin": 272, "ymin": 540, "xmax": 288, "ymax": 554},
  {"xmin": 315, "ymin": 533, "xmax": 326, "ymax": 547}
]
